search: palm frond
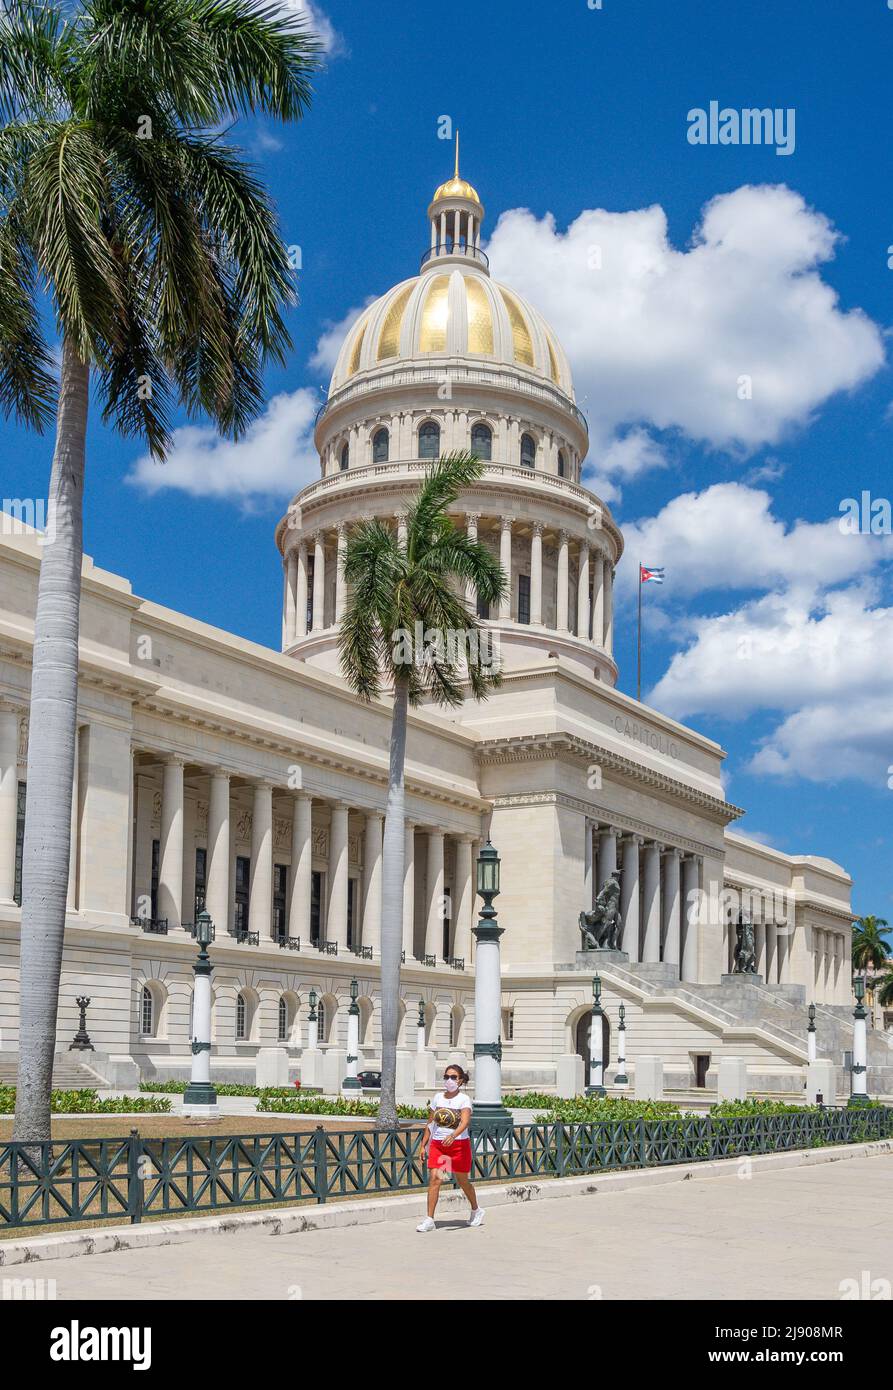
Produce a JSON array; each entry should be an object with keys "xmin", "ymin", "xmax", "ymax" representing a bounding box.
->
[
  {"xmin": 0, "ymin": 211, "xmax": 56, "ymax": 428},
  {"xmin": 0, "ymin": 0, "xmax": 73, "ymax": 123}
]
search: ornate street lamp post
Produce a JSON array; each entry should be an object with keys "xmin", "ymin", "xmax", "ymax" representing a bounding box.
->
[
  {"xmin": 807, "ymin": 1002, "xmax": 817, "ymax": 1065},
  {"xmin": 416, "ymin": 997, "xmax": 426, "ymax": 1054},
  {"xmin": 848, "ymin": 975, "xmax": 870, "ymax": 1108},
  {"xmin": 342, "ymin": 978, "xmax": 361, "ymax": 1095},
  {"xmin": 69, "ymin": 997, "xmax": 94, "ymax": 1052},
  {"xmin": 614, "ymin": 1002, "xmax": 629, "ymax": 1089},
  {"xmin": 184, "ymin": 911, "xmax": 218, "ymax": 1116},
  {"xmin": 586, "ymin": 975, "xmax": 606, "ymax": 1097},
  {"xmin": 470, "ymin": 840, "xmax": 512, "ymax": 1140},
  {"xmin": 307, "ymin": 988, "xmax": 318, "ymax": 1051}
]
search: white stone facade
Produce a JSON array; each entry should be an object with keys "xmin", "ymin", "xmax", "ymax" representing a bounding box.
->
[{"xmin": 0, "ymin": 166, "xmax": 862, "ymax": 1096}]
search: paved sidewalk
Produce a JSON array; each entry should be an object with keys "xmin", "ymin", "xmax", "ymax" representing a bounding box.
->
[{"xmin": 21, "ymin": 1152, "xmax": 893, "ymax": 1301}]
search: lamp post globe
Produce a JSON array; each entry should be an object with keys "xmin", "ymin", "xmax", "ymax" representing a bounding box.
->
[
  {"xmin": 586, "ymin": 974, "xmax": 607, "ymax": 1097},
  {"xmin": 807, "ymin": 1001, "xmax": 817, "ymax": 1065},
  {"xmin": 342, "ymin": 977, "xmax": 362, "ymax": 1095}
]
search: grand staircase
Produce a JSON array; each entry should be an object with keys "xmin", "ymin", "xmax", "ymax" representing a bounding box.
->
[
  {"xmin": 587, "ymin": 956, "xmax": 893, "ymax": 1097},
  {"xmin": 0, "ymin": 1055, "xmax": 110, "ymax": 1089}
]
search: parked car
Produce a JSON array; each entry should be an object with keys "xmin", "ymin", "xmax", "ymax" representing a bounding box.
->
[{"xmin": 357, "ymin": 1070, "xmax": 382, "ymax": 1089}]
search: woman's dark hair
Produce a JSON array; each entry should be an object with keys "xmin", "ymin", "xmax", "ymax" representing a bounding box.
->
[{"xmin": 445, "ymin": 1064, "xmax": 470, "ymax": 1086}]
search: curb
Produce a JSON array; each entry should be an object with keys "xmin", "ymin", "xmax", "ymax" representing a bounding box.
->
[{"xmin": 2, "ymin": 1137, "xmax": 890, "ymax": 1267}]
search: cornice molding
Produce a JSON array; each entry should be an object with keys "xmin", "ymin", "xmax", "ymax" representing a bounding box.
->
[
  {"xmin": 478, "ymin": 732, "xmax": 742, "ymax": 824},
  {"xmin": 490, "ymin": 790, "xmax": 721, "ymax": 860}
]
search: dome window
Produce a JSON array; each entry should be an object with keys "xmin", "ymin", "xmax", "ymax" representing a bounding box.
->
[
  {"xmin": 471, "ymin": 423, "xmax": 492, "ymax": 461},
  {"xmin": 339, "ymin": 443, "xmax": 349, "ymax": 472},
  {"xmin": 520, "ymin": 433, "xmax": 536, "ymax": 470},
  {"xmin": 372, "ymin": 428, "xmax": 389, "ymax": 463},
  {"xmin": 557, "ymin": 450, "xmax": 566, "ymax": 478},
  {"xmin": 418, "ymin": 421, "xmax": 440, "ymax": 460}
]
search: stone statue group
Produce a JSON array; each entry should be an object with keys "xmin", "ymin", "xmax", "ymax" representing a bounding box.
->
[{"xmin": 578, "ymin": 871, "xmax": 623, "ymax": 951}]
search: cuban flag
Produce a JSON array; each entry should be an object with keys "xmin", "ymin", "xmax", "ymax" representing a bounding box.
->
[{"xmin": 640, "ymin": 565, "xmax": 665, "ymax": 585}]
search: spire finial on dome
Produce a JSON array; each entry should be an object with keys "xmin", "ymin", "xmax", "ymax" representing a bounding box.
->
[{"xmin": 454, "ymin": 128, "xmax": 460, "ymax": 180}]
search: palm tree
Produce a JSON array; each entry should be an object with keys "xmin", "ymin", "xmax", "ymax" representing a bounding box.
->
[
  {"xmin": 874, "ymin": 966, "xmax": 893, "ymax": 1012},
  {"xmin": 851, "ymin": 916, "xmax": 891, "ymax": 975},
  {"xmin": 1, "ymin": 0, "xmax": 318, "ymax": 1142},
  {"xmin": 339, "ymin": 452, "xmax": 507, "ymax": 1128}
]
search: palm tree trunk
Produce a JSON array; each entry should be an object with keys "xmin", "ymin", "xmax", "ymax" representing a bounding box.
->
[
  {"xmin": 377, "ymin": 677, "xmax": 409, "ymax": 1130},
  {"xmin": 13, "ymin": 338, "xmax": 89, "ymax": 1143}
]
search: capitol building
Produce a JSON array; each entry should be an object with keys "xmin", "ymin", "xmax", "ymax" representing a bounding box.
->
[{"xmin": 0, "ymin": 159, "xmax": 880, "ymax": 1101}]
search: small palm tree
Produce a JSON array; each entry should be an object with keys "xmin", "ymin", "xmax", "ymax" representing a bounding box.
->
[
  {"xmin": 874, "ymin": 966, "xmax": 893, "ymax": 1012},
  {"xmin": 339, "ymin": 452, "xmax": 507, "ymax": 1128},
  {"xmin": 1, "ymin": 0, "xmax": 318, "ymax": 1142},
  {"xmin": 851, "ymin": 916, "xmax": 891, "ymax": 974}
]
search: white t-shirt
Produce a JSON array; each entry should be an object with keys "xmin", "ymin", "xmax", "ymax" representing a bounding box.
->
[{"xmin": 429, "ymin": 1090, "xmax": 472, "ymax": 1141}]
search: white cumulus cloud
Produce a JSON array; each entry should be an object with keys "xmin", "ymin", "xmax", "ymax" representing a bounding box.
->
[
  {"xmin": 485, "ymin": 184, "xmax": 885, "ymax": 485},
  {"xmin": 127, "ymin": 388, "xmax": 320, "ymax": 502}
]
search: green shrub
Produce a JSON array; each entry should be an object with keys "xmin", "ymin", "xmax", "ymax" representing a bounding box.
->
[
  {"xmin": 532, "ymin": 1095, "xmax": 682, "ymax": 1123},
  {"xmin": 254, "ymin": 1091, "xmax": 428, "ymax": 1119},
  {"xmin": 0, "ymin": 1086, "xmax": 170, "ymax": 1114},
  {"xmin": 139, "ymin": 1081, "xmax": 321, "ymax": 1098}
]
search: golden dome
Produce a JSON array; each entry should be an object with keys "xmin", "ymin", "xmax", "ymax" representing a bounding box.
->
[{"xmin": 432, "ymin": 176, "xmax": 482, "ymax": 206}]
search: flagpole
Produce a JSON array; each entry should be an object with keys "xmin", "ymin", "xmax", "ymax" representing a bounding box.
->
[{"xmin": 637, "ymin": 562, "xmax": 642, "ymax": 703}]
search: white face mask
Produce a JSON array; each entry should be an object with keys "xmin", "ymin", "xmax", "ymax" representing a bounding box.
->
[{"xmin": 443, "ymin": 1078, "xmax": 459, "ymax": 1094}]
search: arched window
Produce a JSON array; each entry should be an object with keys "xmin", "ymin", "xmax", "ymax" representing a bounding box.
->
[
  {"xmin": 471, "ymin": 423, "xmax": 492, "ymax": 461},
  {"xmin": 372, "ymin": 427, "xmax": 389, "ymax": 463},
  {"xmin": 278, "ymin": 996, "xmax": 288, "ymax": 1041},
  {"xmin": 339, "ymin": 442, "xmax": 349, "ymax": 472},
  {"xmin": 557, "ymin": 449, "xmax": 566, "ymax": 478},
  {"xmin": 418, "ymin": 421, "xmax": 440, "ymax": 460},
  {"xmin": 236, "ymin": 991, "xmax": 247, "ymax": 1040},
  {"xmin": 140, "ymin": 985, "xmax": 153, "ymax": 1036},
  {"xmin": 317, "ymin": 999, "xmax": 327, "ymax": 1042},
  {"xmin": 520, "ymin": 433, "xmax": 536, "ymax": 469}
]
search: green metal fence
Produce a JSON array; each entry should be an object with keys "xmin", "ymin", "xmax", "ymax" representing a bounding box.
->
[{"xmin": 1, "ymin": 1107, "xmax": 891, "ymax": 1232}]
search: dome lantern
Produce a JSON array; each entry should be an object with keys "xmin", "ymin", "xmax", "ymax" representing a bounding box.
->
[{"xmin": 423, "ymin": 131, "xmax": 487, "ymax": 274}]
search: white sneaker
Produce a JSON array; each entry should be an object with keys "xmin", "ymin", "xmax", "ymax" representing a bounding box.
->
[
  {"xmin": 416, "ymin": 1217, "xmax": 436, "ymax": 1232},
  {"xmin": 468, "ymin": 1207, "xmax": 485, "ymax": 1227}
]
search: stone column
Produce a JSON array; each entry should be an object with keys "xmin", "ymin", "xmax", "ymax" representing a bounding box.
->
[
  {"xmin": 597, "ymin": 825, "xmax": 618, "ymax": 891},
  {"xmin": 642, "ymin": 841, "xmax": 663, "ymax": 964},
  {"xmin": 249, "ymin": 781, "xmax": 273, "ymax": 939},
  {"xmin": 499, "ymin": 518, "xmax": 512, "ymax": 619},
  {"xmin": 402, "ymin": 821, "xmax": 416, "ymax": 959},
  {"xmin": 582, "ymin": 818, "xmax": 594, "ymax": 912},
  {"xmin": 465, "ymin": 513, "xmax": 480, "ymax": 610},
  {"xmin": 396, "ymin": 510, "xmax": 408, "ymax": 549},
  {"xmin": 206, "ymin": 769, "xmax": 231, "ymax": 934},
  {"xmin": 765, "ymin": 919, "xmax": 778, "ymax": 986},
  {"xmin": 604, "ymin": 562, "xmax": 614, "ymax": 652},
  {"xmin": 577, "ymin": 542, "xmax": 590, "ymax": 640},
  {"xmin": 284, "ymin": 550, "xmax": 298, "ymax": 644},
  {"xmin": 681, "ymin": 856, "xmax": 701, "ymax": 982},
  {"xmin": 0, "ymin": 703, "xmax": 20, "ymax": 904},
  {"xmin": 289, "ymin": 791, "xmax": 312, "ymax": 940},
  {"xmin": 453, "ymin": 835, "xmax": 474, "ymax": 965},
  {"xmin": 620, "ymin": 834, "xmax": 642, "ymax": 961},
  {"xmin": 363, "ymin": 811, "xmax": 383, "ymax": 954},
  {"xmin": 425, "ymin": 829, "xmax": 445, "ymax": 959},
  {"xmin": 327, "ymin": 802, "xmax": 349, "ymax": 949},
  {"xmin": 158, "ymin": 755, "xmax": 184, "ymax": 928},
  {"xmin": 335, "ymin": 523, "xmax": 348, "ymax": 623},
  {"xmin": 530, "ymin": 522, "xmax": 544, "ymax": 624},
  {"xmin": 661, "ymin": 847, "xmax": 681, "ymax": 971},
  {"xmin": 312, "ymin": 532, "xmax": 326, "ymax": 631},
  {"xmin": 754, "ymin": 920, "xmax": 766, "ymax": 979},
  {"xmin": 295, "ymin": 541, "xmax": 309, "ymax": 638},
  {"xmin": 592, "ymin": 552, "xmax": 605, "ymax": 647},
  {"xmin": 556, "ymin": 530, "xmax": 569, "ymax": 631}
]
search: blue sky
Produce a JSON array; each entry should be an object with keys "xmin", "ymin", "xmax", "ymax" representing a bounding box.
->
[{"xmin": 4, "ymin": 0, "xmax": 893, "ymax": 917}]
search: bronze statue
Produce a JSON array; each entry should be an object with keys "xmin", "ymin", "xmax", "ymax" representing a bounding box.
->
[
  {"xmin": 579, "ymin": 871, "xmax": 623, "ymax": 951},
  {"xmin": 733, "ymin": 913, "xmax": 757, "ymax": 974}
]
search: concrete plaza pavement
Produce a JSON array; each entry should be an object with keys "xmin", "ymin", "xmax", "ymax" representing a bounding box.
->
[{"xmin": 25, "ymin": 1151, "xmax": 893, "ymax": 1301}]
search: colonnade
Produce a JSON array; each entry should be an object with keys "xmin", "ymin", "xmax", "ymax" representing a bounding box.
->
[
  {"xmin": 282, "ymin": 514, "xmax": 614, "ymax": 653},
  {"xmin": 131, "ymin": 755, "xmax": 477, "ymax": 966},
  {"xmin": 583, "ymin": 820, "xmax": 702, "ymax": 982}
]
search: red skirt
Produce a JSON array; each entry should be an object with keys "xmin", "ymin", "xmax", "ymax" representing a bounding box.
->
[{"xmin": 427, "ymin": 1137, "xmax": 472, "ymax": 1174}]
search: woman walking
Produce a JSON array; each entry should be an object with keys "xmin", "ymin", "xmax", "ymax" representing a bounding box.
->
[{"xmin": 417, "ymin": 1065, "xmax": 484, "ymax": 1231}]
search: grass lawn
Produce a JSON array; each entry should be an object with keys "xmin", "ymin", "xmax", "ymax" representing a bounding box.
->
[{"xmin": 0, "ymin": 1113, "xmax": 409, "ymax": 1141}]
